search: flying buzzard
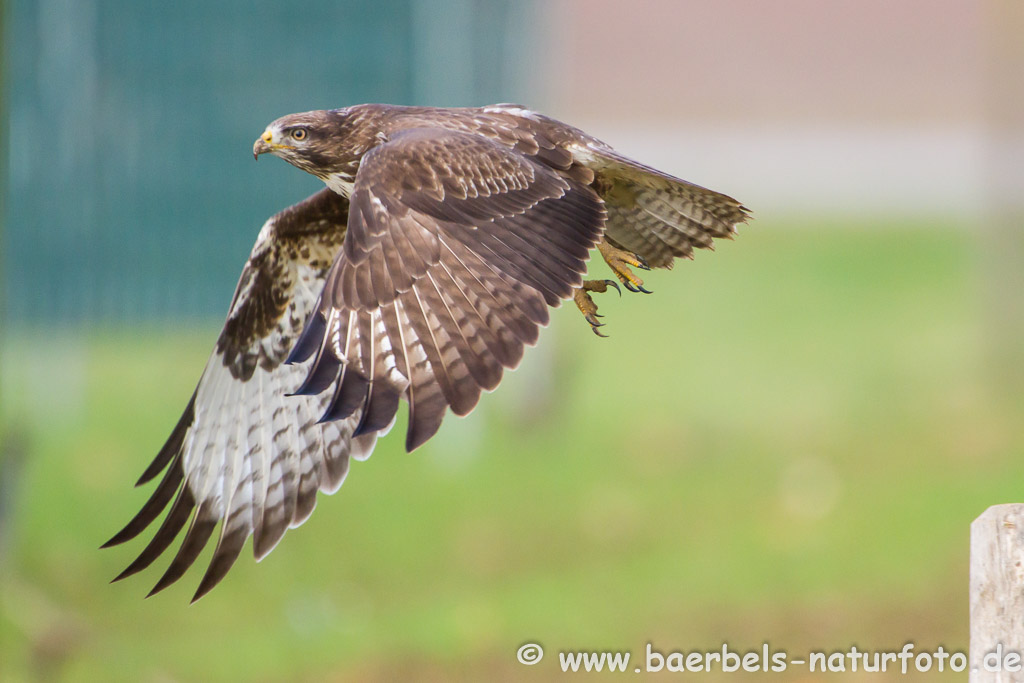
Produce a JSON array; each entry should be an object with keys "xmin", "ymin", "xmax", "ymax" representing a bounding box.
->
[{"xmin": 104, "ymin": 104, "xmax": 749, "ymax": 601}]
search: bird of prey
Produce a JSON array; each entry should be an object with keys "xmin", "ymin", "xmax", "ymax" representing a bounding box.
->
[{"xmin": 104, "ymin": 104, "xmax": 749, "ymax": 601}]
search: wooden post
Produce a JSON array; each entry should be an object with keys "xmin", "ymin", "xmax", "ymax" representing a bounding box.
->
[{"xmin": 971, "ymin": 505, "xmax": 1024, "ymax": 682}]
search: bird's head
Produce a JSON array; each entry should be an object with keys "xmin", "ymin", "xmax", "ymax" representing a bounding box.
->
[{"xmin": 253, "ymin": 109, "xmax": 353, "ymax": 179}]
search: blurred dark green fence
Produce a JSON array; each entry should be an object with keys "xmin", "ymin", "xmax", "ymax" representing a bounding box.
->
[{"xmin": 2, "ymin": 0, "xmax": 541, "ymax": 323}]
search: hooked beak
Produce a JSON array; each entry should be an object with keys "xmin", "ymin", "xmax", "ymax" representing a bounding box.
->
[{"xmin": 253, "ymin": 129, "xmax": 274, "ymax": 160}]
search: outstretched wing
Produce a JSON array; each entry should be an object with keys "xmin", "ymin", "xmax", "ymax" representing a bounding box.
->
[
  {"xmin": 580, "ymin": 145, "xmax": 750, "ymax": 268},
  {"xmin": 289, "ymin": 128, "xmax": 606, "ymax": 452},
  {"xmin": 104, "ymin": 189, "xmax": 381, "ymax": 602}
]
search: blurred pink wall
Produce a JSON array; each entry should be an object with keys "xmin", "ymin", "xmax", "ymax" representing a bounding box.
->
[
  {"xmin": 547, "ymin": 0, "xmax": 982, "ymax": 126},
  {"xmin": 537, "ymin": 0, "xmax": 988, "ymax": 213}
]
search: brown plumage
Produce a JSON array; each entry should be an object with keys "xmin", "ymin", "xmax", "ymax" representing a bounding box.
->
[{"xmin": 106, "ymin": 104, "xmax": 750, "ymax": 601}]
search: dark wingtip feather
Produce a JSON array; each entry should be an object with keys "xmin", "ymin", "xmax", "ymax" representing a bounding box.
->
[
  {"xmin": 286, "ymin": 311, "xmax": 327, "ymax": 365},
  {"xmin": 191, "ymin": 525, "xmax": 248, "ymax": 603},
  {"xmin": 110, "ymin": 561, "xmax": 142, "ymax": 584},
  {"xmin": 354, "ymin": 386, "xmax": 400, "ymax": 437},
  {"xmin": 102, "ymin": 459, "xmax": 184, "ymax": 548},
  {"xmin": 146, "ymin": 513, "xmax": 217, "ymax": 598},
  {"xmin": 110, "ymin": 486, "xmax": 196, "ymax": 583},
  {"xmin": 286, "ymin": 351, "xmax": 340, "ymax": 397},
  {"xmin": 405, "ymin": 404, "xmax": 444, "ymax": 452},
  {"xmin": 318, "ymin": 369, "xmax": 368, "ymax": 424}
]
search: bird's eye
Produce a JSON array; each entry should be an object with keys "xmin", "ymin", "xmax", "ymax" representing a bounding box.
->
[{"xmin": 291, "ymin": 128, "xmax": 308, "ymax": 141}]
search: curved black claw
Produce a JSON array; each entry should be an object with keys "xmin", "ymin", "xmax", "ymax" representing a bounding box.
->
[
  {"xmin": 622, "ymin": 280, "xmax": 653, "ymax": 295},
  {"xmin": 635, "ymin": 254, "xmax": 651, "ymax": 271},
  {"xmin": 591, "ymin": 325, "xmax": 609, "ymax": 338},
  {"xmin": 604, "ymin": 279, "xmax": 621, "ymax": 296},
  {"xmin": 585, "ymin": 313, "xmax": 605, "ymax": 328}
]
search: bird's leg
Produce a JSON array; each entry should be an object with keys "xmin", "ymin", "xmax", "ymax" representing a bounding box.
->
[
  {"xmin": 597, "ymin": 239, "xmax": 652, "ymax": 293},
  {"xmin": 574, "ymin": 239, "xmax": 653, "ymax": 336},
  {"xmin": 574, "ymin": 279, "xmax": 621, "ymax": 337}
]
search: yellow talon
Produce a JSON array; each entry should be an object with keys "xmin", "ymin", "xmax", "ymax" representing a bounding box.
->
[{"xmin": 597, "ymin": 241, "xmax": 652, "ymax": 294}]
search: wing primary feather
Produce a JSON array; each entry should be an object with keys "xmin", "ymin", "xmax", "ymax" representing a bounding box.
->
[
  {"xmin": 439, "ymin": 238, "xmax": 542, "ymax": 345},
  {"xmin": 288, "ymin": 310, "xmax": 341, "ymax": 396},
  {"xmin": 193, "ymin": 383, "xmax": 250, "ymax": 601},
  {"xmin": 400, "ymin": 284, "xmax": 468, "ymax": 445},
  {"xmin": 353, "ymin": 385, "xmax": 400, "ymax": 437},
  {"xmin": 351, "ymin": 311, "xmax": 401, "ymax": 436},
  {"xmin": 146, "ymin": 502, "xmax": 217, "ymax": 598},
  {"xmin": 285, "ymin": 310, "xmax": 327, "ymax": 365},
  {"xmin": 379, "ymin": 301, "xmax": 410, "ymax": 383},
  {"xmin": 286, "ymin": 351, "xmax": 341, "ymax": 396},
  {"xmin": 319, "ymin": 366, "xmax": 369, "ymax": 424},
  {"xmin": 293, "ymin": 442, "xmax": 321, "ymax": 523},
  {"xmin": 254, "ymin": 367, "xmax": 295, "ymax": 559},
  {"xmin": 256, "ymin": 456, "xmax": 288, "ymax": 558},
  {"xmin": 352, "ymin": 311, "xmax": 379, "ymax": 435},
  {"xmin": 318, "ymin": 312, "xmax": 368, "ymax": 423},
  {"xmin": 257, "ymin": 370, "xmax": 298, "ymax": 558},
  {"xmin": 405, "ymin": 396, "xmax": 445, "ymax": 452},
  {"xmin": 406, "ymin": 284, "xmax": 462, "ymax": 410},
  {"xmin": 276, "ymin": 402, "xmax": 301, "ymax": 535},
  {"xmin": 250, "ymin": 367, "xmax": 272, "ymax": 557},
  {"xmin": 102, "ymin": 456, "xmax": 184, "ymax": 548},
  {"xmin": 451, "ymin": 240, "xmax": 548, "ymax": 334},
  {"xmin": 394, "ymin": 299, "xmax": 445, "ymax": 452},
  {"xmin": 316, "ymin": 419, "xmax": 355, "ymax": 493},
  {"xmin": 426, "ymin": 268, "xmax": 503, "ymax": 391},
  {"xmin": 191, "ymin": 522, "xmax": 249, "ymax": 602},
  {"xmin": 111, "ymin": 484, "xmax": 196, "ymax": 583},
  {"xmin": 435, "ymin": 251, "xmax": 518, "ymax": 370}
]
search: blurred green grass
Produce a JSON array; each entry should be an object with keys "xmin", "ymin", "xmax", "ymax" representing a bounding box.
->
[{"xmin": 2, "ymin": 216, "xmax": 1021, "ymax": 681}]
